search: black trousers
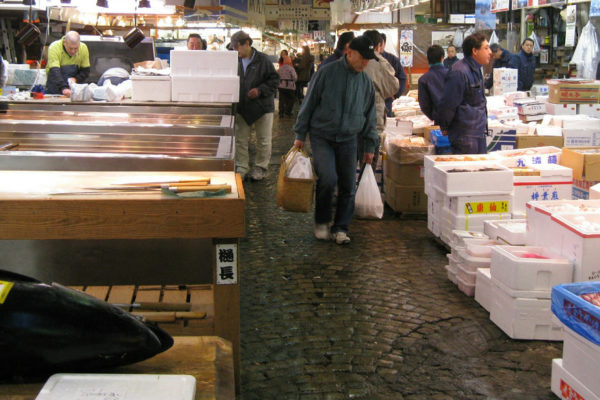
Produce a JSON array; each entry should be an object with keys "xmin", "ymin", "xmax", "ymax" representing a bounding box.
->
[{"xmin": 278, "ymin": 88, "xmax": 295, "ymax": 116}]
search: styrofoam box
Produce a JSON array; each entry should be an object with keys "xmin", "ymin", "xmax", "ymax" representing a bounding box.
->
[
  {"xmin": 456, "ymin": 271, "xmax": 476, "ymax": 296},
  {"xmin": 591, "ymin": 183, "xmax": 600, "ymax": 200},
  {"xmin": 171, "ymin": 76, "xmax": 239, "ymax": 103},
  {"xmin": 130, "ymin": 75, "xmax": 171, "ymax": 102},
  {"xmin": 512, "ymin": 164, "xmax": 573, "ymax": 215},
  {"xmin": 550, "ymin": 213, "xmax": 600, "ymax": 282},
  {"xmin": 546, "ymin": 102, "xmax": 577, "ymax": 115},
  {"xmin": 475, "ymin": 268, "xmax": 493, "ymax": 312},
  {"xmin": 423, "ymin": 154, "xmax": 499, "ymax": 196},
  {"xmin": 578, "ymin": 104, "xmax": 600, "ymax": 118},
  {"xmin": 463, "ymin": 238, "xmax": 498, "ymax": 258},
  {"xmin": 525, "ymin": 200, "xmax": 600, "ymax": 247},
  {"xmin": 551, "ymin": 359, "xmax": 600, "ymax": 400},
  {"xmin": 450, "ymin": 229, "xmax": 489, "ymax": 248},
  {"xmin": 438, "ymin": 207, "xmax": 511, "ymax": 239},
  {"xmin": 445, "ymin": 264, "xmax": 458, "ymax": 285},
  {"xmin": 563, "ymin": 128, "xmax": 600, "ymax": 148},
  {"xmin": 170, "ymin": 50, "xmax": 238, "ymax": 76},
  {"xmin": 493, "ymin": 146, "xmax": 561, "ymax": 167},
  {"xmin": 456, "ymin": 247, "xmax": 491, "ymax": 272},
  {"xmin": 562, "ymin": 325, "xmax": 600, "ymax": 396},
  {"xmin": 490, "ymin": 284, "xmax": 563, "ymax": 340},
  {"xmin": 432, "ymin": 162, "xmax": 513, "ymax": 196},
  {"xmin": 491, "ymin": 245, "xmax": 572, "ymax": 292},
  {"xmin": 428, "ymin": 197, "xmax": 441, "ymax": 237},
  {"xmin": 457, "ymin": 262, "xmax": 478, "ymax": 285},
  {"xmin": 444, "ymin": 193, "xmax": 512, "ymax": 215},
  {"xmin": 35, "ymin": 373, "xmax": 196, "ymax": 400},
  {"xmin": 492, "ymin": 275, "xmax": 552, "ymax": 299},
  {"xmin": 551, "ymin": 115, "xmax": 600, "ymax": 129},
  {"xmin": 495, "ymin": 219, "xmax": 527, "ymax": 245}
]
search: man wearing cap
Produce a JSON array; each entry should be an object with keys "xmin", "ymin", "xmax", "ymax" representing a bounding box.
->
[
  {"xmin": 293, "ymin": 35, "xmax": 378, "ymax": 245},
  {"xmin": 230, "ymin": 30, "xmax": 279, "ymax": 181},
  {"xmin": 46, "ymin": 31, "xmax": 90, "ymax": 97}
]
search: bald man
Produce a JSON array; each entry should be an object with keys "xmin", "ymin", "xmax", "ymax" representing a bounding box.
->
[{"xmin": 46, "ymin": 31, "xmax": 90, "ymax": 97}]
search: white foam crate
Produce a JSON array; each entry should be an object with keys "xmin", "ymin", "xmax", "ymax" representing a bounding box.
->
[
  {"xmin": 456, "ymin": 271, "xmax": 476, "ymax": 296},
  {"xmin": 463, "ymin": 238, "xmax": 498, "ymax": 258},
  {"xmin": 457, "ymin": 262, "xmax": 477, "ymax": 285},
  {"xmin": 428, "ymin": 197, "xmax": 441, "ymax": 237},
  {"xmin": 491, "ymin": 275, "xmax": 551, "ymax": 299},
  {"xmin": 546, "ymin": 102, "xmax": 577, "ymax": 115},
  {"xmin": 445, "ymin": 264, "xmax": 457, "ymax": 285},
  {"xmin": 456, "ymin": 247, "xmax": 491, "ymax": 272},
  {"xmin": 550, "ymin": 213, "xmax": 600, "ymax": 282},
  {"xmin": 562, "ymin": 325, "xmax": 600, "ymax": 395},
  {"xmin": 438, "ymin": 207, "xmax": 511, "ymax": 239},
  {"xmin": 591, "ymin": 183, "xmax": 600, "ymax": 200},
  {"xmin": 131, "ymin": 75, "xmax": 171, "ymax": 102},
  {"xmin": 432, "ymin": 162, "xmax": 513, "ymax": 196},
  {"xmin": 483, "ymin": 219, "xmax": 501, "ymax": 241},
  {"xmin": 475, "ymin": 268, "xmax": 493, "ymax": 312},
  {"xmin": 551, "ymin": 359, "xmax": 600, "ymax": 400},
  {"xmin": 443, "ymin": 193, "xmax": 512, "ymax": 215},
  {"xmin": 490, "ymin": 245, "xmax": 572, "ymax": 292},
  {"xmin": 450, "ymin": 230, "xmax": 489, "ymax": 248},
  {"xmin": 579, "ymin": 104, "xmax": 600, "ymax": 118},
  {"xmin": 489, "ymin": 283, "xmax": 563, "ymax": 340},
  {"xmin": 170, "ymin": 50, "xmax": 238, "ymax": 76},
  {"xmin": 171, "ymin": 76, "xmax": 239, "ymax": 103},
  {"xmin": 495, "ymin": 219, "xmax": 527, "ymax": 245},
  {"xmin": 35, "ymin": 373, "xmax": 196, "ymax": 400},
  {"xmin": 512, "ymin": 164, "xmax": 573, "ymax": 215},
  {"xmin": 551, "ymin": 115, "xmax": 600, "ymax": 129},
  {"xmin": 492, "ymin": 146, "xmax": 561, "ymax": 167},
  {"xmin": 423, "ymin": 154, "xmax": 500, "ymax": 196}
]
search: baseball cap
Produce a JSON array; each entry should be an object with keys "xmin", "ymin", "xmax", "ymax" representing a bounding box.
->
[
  {"xmin": 230, "ymin": 31, "xmax": 252, "ymax": 48},
  {"xmin": 348, "ymin": 35, "xmax": 378, "ymax": 61}
]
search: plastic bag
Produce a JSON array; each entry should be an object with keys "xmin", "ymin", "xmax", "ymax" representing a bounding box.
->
[
  {"xmin": 452, "ymin": 29, "xmax": 464, "ymax": 48},
  {"xmin": 528, "ymin": 32, "xmax": 541, "ymax": 55},
  {"xmin": 286, "ymin": 149, "xmax": 313, "ymax": 179},
  {"xmin": 571, "ymin": 21, "xmax": 600, "ymax": 80},
  {"xmin": 354, "ymin": 164, "xmax": 384, "ymax": 219},
  {"xmin": 489, "ymin": 31, "xmax": 499, "ymax": 45}
]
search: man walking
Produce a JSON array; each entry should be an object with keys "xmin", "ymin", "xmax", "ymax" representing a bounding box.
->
[
  {"xmin": 293, "ymin": 36, "xmax": 378, "ymax": 245},
  {"xmin": 231, "ymin": 31, "xmax": 279, "ymax": 181},
  {"xmin": 380, "ymin": 33, "xmax": 407, "ymax": 117}
]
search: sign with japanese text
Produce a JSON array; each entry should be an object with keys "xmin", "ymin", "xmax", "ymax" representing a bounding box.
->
[
  {"xmin": 399, "ymin": 30, "xmax": 413, "ymax": 67},
  {"xmin": 464, "ymin": 201, "xmax": 510, "ymax": 214},
  {"xmin": 216, "ymin": 244, "xmax": 238, "ymax": 285},
  {"xmin": 491, "ymin": 0, "xmax": 509, "ymax": 12}
]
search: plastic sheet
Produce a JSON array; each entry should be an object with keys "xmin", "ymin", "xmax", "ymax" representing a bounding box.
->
[
  {"xmin": 552, "ymin": 282, "xmax": 600, "ymax": 346},
  {"xmin": 571, "ymin": 21, "xmax": 600, "ymax": 80},
  {"xmin": 385, "ymin": 134, "xmax": 434, "ymax": 164}
]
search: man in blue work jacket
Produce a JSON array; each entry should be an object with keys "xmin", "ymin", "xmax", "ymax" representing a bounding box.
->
[
  {"xmin": 293, "ymin": 35, "xmax": 378, "ymax": 246},
  {"xmin": 484, "ymin": 43, "xmax": 513, "ymax": 89},
  {"xmin": 418, "ymin": 45, "xmax": 448, "ymax": 124},
  {"xmin": 508, "ymin": 38, "xmax": 536, "ymax": 91},
  {"xmin": 438, "ymin": 32, "xmax": 492, "ymax": 154}
]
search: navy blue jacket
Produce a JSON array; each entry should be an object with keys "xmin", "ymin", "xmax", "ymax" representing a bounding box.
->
[
  {"xmin": 485, "ymin": 49, "xmax": 513, "ymax": 89},
  {"xmin": 508, "ymin": 49, "xmax": 536, "ymax": 91},
  {"xmin": 443, "ymin": 56, "xmax": 458, "ymax": 70},
  {"xmin": 438, "ymin": 56, "xmax": 487, "ymax": 141},
  {"xmin": 318, "ymin": 49, "xmax": 343, "ymax": 70},
  {"xmin": 417, "ymin": 64, "xmax": 448, "ymax": 124}
]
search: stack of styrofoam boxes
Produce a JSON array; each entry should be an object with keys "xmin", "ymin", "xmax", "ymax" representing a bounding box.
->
[
  {"xmin": 431, "ymin": 161, "xmax": 513, "ymax": 245},
  {"xmin": 486, "ymin": 245, "xmax": 572, "ymax": 340},
  {"xmin": 445, "ymin": 230, "xmax": 489, "ymax": 287},
  {"xmin": 494, "ymin": 219, "xmax": 527, "ymax": 245},
  {"xmin": 492, "ymin": 68, "xmax": 518, "ymax": 96},
  {"xmin": 551, "ymin": 282, "xmax": 600, "ymax": 400},
  {"xmin": 453, "ymin": 238, "xmax": 498, "ymax": 297},
  {"xmin": 513, "ymin": 98, "xmax": 547, "ymax": 124},
  {"xmin": 578, "ymin": 103, "xmax": 600, "ymax": 118},
  {"xmin": 488, "ymin": 105, "xmax": 519, "ymax": 124},
  {"xmin": 551, "ymin": 114, "xmax": 600, "ymax": 148},
  {"xmin": 170, "ymin": 50, "xmax": 239, "ymax": 103},
  {"xmin": 504, "ymin": 91, "xmax": 529, "ymax": 107}
]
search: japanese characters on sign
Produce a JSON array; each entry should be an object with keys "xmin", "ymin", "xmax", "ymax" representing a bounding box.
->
[
  {"xmin": 464, "ymin": 201, "xmax": 510, "ymax": 214},
  {"xmin": 216, "ymin": 244, "xmax": 238, "ymax": 285}
]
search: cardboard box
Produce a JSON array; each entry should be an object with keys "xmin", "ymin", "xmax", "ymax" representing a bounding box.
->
[
  {"xmin": 560, "ymin": 147, "xmax": 600, "ymax": 180},
  {"xmin": 384, "ymin": 177, "xmax": 427, "ymax": 213},
  {"xmin": 563, "ymin": 129, "xmax": 600, "ymax": 148},
  {"xmin": 573, "ymin": 178, "xmax": 600, "ymax": 199},
  {"xmin": 545, "ymin": 102, "xmax": 577, "ymax": 115},
  {"xmin": 548, "ymin": 80, "xmax": 600, "ymax": 104},
  {"xmin": 516, "ymin": 134, "xmax": 563, "ymax": 149},
  {"xmin": 578, "ymin": 103, "xmax": 600, "ymax": 118},
  {"xmin": 383, "ymin": 159, "xmax": 424, "ymax": 186},
  {"xmin": 486, "ymin": 126, "xmax": 517, "ymax": 152}
]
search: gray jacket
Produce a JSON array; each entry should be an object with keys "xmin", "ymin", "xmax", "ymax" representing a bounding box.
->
[{"xmin": 236, "ymin": 48, "xmax": 279, "ymax": 125}]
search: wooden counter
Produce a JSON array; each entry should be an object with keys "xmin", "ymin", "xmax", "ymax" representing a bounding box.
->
[
  {"xmin": 0, "ymin": 336, "xmax": 235, "ymax": 400},
  {"xmin": 0, "ymin": 171, "xmax": 245, "ymax": 392}
]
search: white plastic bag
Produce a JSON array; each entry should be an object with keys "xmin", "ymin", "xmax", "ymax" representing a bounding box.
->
[
  {"xmin": 354, "ymin": 164, "xmax": 384, "ymax": 219},
  {"xmin": 571, "ymin": 21, "xmax": 600, "ymax": 80},
  {"xmin": 452, "ymin": 29, "xmax": 464, "ymax": 48},
  {"xmin": 529, "ymin": 32, "xmax": 541, "ymax": 55},
  {"xmin": 489, "ymin": 31, "xmax": 499, "ymax": 45},
  {"xmin": 286, "ymin": 149, "xmax": 313, "ymax": 179}
]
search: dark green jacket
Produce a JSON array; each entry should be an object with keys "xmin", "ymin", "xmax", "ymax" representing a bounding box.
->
[{"xmin": 293, "ymin": 56, "xmax": 378, "ymax": 154}]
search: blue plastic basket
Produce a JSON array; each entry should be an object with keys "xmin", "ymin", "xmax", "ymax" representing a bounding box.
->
[
  {"xmin": 552, "ymin": 282, "xmax": 600, "ymax": 346},
  {"xmin": 429, "ymin": 129, "xmax": 451, "ymax": 148}
]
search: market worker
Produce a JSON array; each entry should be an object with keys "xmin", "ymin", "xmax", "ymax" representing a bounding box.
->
[
  {"xmin": 443, "ymin": 45, "xmax": 459, "ymax": 70},
  {"xmin": 46, "ymin": 31, "xmax": 90, "ymax": 96},
  {"xmin": 418, "ymin": 45, "xmax": 448, "ymax": 124},
  {"xmin": 484, "ymin": 43, "xmax": 513, "ymax": 89},
  {"xmin": 187, "ymin": 33, "xmax": 204, "ymax": 50},
  {"xmin": 508, "ymin": 38, "xmax": 536, "ymax": 91},
  {"xmin": 318, "ymin": 31, "xmax": 354, "ymax": 70},
  {"xmin": 293, "ymin": 35, "xmax": 378, "ymax": 245},
  {"xmin": 438, "ymin": 32, "xmax": 491, "ymax": 154},
  {"xmin": 380, "ymin": 32, "xmax": 407, "ymax": 116},
  {"xmin": 231, "ymin": 30, "xmax": 279, "ymax": 181}
]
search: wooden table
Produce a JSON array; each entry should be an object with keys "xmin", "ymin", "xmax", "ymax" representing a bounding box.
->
[
  {"xmin": 0, "ymin": 336, "xmax": 235, "ymax": 400},
  {"xmin": 0, "ymin": 171, "xmax": 245, "ymax": 392}
]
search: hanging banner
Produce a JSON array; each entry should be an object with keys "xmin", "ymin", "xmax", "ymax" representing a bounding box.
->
[
  {"xmin": 475, "ymin": 0, "xmax": 496, "ymax": 30},
  {"xmin": 511, "ymin": 0, "xmax": 527, "ymax": 9},
  {"xmin": 565, "ymin": 4, "xmax": 576, "ymax": 47},
  {"xmin": 491, "ymin": 0, "xmax": 509, "ymax": 12},
  {"xmin": 591, "ymin": 0, "xmax": 600, "ymax": 17},
  {"xmin": 399, "ymin": 30, "xmax": 413, "ymax": 67}
]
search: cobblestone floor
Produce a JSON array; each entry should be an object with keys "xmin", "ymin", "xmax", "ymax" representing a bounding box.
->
[{"xmin": 238, "ymin": 108, "xmax": 562, "ymax": 400}]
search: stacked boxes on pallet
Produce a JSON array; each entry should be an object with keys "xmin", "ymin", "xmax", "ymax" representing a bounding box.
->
[
  {"xmin": 170, "ymin": 50, "xmax": 239, "ymax": 103},
  {"xmin": 551, "ymin": 282, "xmax": 600, "ymax": 399}
]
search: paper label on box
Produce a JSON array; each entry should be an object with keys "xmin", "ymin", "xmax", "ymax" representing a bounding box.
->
[
  {"xmin": 465, "ymin": 201, "xmax": 510, "ymax": 214},
  {"xmin": 216, "ymin": 244, "xmax": 238, "ymax": 284}
]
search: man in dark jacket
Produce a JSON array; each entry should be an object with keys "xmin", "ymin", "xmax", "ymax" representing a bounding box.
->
[
  {"xmin": 319, "ymin": 31, "xmax": 355, "ymax": 70},
  {"xmin": 438, "ymin": 32, "xmax": 491, "ymax": 154},
  {"xmin": 508, "ymin": 38, "xmax": 536, "ymax": 91},
  {"xmin": 418, "ymin": 45, "xmax": 448, "ymax": 124},
  {"xmin": 231, "ymin": 30, "xmax": 279, "ymax": 181},
  {"xmin": 443, "ymin": 45, "xmax": 459, "ymax": 70},
  {"xmin": 380, "ymin": 33, "xmax": 407, "ymax": 117},
  {"xmin": 485, "ymin": 43, "xmax": 513, "ymax": 89}
]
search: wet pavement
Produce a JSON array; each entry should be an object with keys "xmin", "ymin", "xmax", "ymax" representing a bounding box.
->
[{"xmin": 238, "ymin": 108, "xmax": 562, "ymax": 400}]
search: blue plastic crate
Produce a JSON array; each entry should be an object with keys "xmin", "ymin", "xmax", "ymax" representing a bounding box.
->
[
  {"xmin": 552, "ymin": 282, "xmax": 600, "ymax": 346},
  {"xmin": 429, "ymin": 129, "xmax": 450, "ymax": 148}
]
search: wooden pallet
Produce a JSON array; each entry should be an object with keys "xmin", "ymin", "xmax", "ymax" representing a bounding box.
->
[{"xmin": 70, "ymin": 284, "xmax": 215, "ymax": 337}]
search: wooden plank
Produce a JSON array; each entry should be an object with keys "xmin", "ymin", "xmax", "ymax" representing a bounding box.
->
[
  {"xmin": 134, "ymin": 285, "xmax": 162, "ymax": 303},
  {"xmin": 107, "ymin": 285, "xmax": 136, "ymax": 304},
  {"xmin": 84, "ymin": 286, "xmax": 110, "ymax": 301},
  {"xmin": 189, "ymin": 286, "xmax": 214, "ymax": 315},
  {"xmin": 162, "ymin": 285, "xmax": 188, "ymax": 304},
  {"xmin": 67, "ymin": 286, "xmax": 85, "ymax": 292}
]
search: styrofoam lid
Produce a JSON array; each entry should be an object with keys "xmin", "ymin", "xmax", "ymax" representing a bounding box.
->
[
  {"xmin": 130, "ymin": 74, "xmax": 171, "ymax": 80},
  {"xmin": 35, "ymin": 374, "xmax": 196, "ymax": 400}
]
